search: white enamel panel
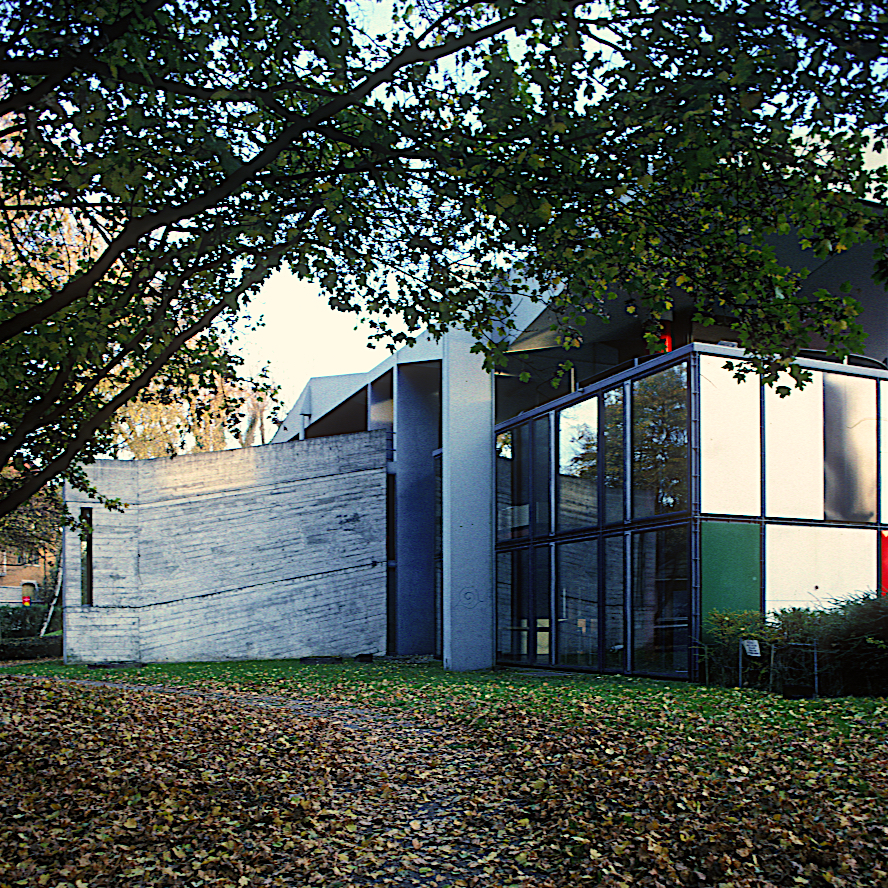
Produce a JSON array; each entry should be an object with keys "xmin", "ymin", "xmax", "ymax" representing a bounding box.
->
[
  {"xmin": 764, "ymin": 372, "xmax": 824, "ymax": 519},
  {"xmin": 765, "ymin": 524, "xmax": 876, "ymax": 611},
  {"xmin": 699, "ymin": 355, "xmax": 761, "ymax": 515}
]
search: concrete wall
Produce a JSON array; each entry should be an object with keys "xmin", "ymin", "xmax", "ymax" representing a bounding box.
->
[{"xmin": 64, "ymin": 432, "xmax": 388, "ymax": 664}]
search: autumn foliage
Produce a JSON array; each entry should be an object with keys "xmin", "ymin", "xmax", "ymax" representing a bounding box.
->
[{"xmin": 1, "ymin": 665, "xmax": 885, "ymax": 888}]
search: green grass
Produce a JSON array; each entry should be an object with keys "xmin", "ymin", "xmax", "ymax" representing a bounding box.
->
[{"xmin": 3, "ymin": 656, "xmax": 883, "ymax": 737}]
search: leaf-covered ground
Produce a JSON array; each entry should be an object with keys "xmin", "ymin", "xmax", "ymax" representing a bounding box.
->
[{"xmin": 1, "ymin": 661, "xmax": 886, "ymax": 888}]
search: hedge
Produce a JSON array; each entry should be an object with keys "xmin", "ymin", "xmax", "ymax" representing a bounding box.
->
[{"xmin": 701, "ymin": 592, "xmax": 888, "ymax": 697}]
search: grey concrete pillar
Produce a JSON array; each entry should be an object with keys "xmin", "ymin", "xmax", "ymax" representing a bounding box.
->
[{"xmin": 441, "ymin": 330, "xmax": 495, "ymax": 670}]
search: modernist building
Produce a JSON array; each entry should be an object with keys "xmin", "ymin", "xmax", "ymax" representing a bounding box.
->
[{"xmin": 64, "ymin": 236, "xmax": 888, "ymax": 677}]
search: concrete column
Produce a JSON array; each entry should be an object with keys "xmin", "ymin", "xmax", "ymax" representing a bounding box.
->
[{"xmin": 441, "ymin": 329, "xmax": 495, "ymax": 670}]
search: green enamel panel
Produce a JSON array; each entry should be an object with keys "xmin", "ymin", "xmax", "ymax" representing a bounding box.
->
[{"xmin": 700, "ymin": 521, "xmax": 761, "ymax": 637}]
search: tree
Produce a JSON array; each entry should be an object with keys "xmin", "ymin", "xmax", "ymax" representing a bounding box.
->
[
  {"xmin": 109, "ymin": 370, "xmax": 277, "ymax": 458},
  {"xmin": 0, "ymin": 0, "xmax": 885, "ymax": 518},
  {"xmin": 0, "ymin": 469, "xmax": 61, "ymax": 558}
]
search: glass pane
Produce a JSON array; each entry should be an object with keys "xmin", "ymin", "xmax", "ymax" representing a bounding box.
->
[
  {"xmin": 603, "ymin": 387, "xmax": 624, "ymax": 525},
  {"xmin": 557, "ymin": 398, "xmax": 598, "ymax": 532},
  {"xmin": 496, "ymin": 549, "xmax": 530, "ymax": 660},
  {"xmin": 824, "ymin": 374, "xmax": 876, "ymax": 523},
  {"xmin": 496, "ymin": 425, "xmax": 530, "ymax": 540},
  {"xmin": 603, "ymin": 535, "xmax": 625, "ymax": 670},
  {"xmin": 80, "ymin": 507, "xmax": 93, "ymax": 607},
  {"xmin": 556, "ymin": 539, "xmax": 598, "ymax": 668},
  {"xmin": 699, "ymin": 355, "xmax": 761, "ymax": 516},
  {"xmin": 765, "ymin": 525, "xmax": 877, "ymax": 612},
  {"xmin": 632, "ymin": 525, "xmax": 690, "ymax": 676},
  {"xmin": 632, "ymin": 364, "xmax": 689, "ymax": 519},
  {"xmin": 765, "ymin": 372, "xmax": 823, "ymax": 519},
  {"xmin": 533, "ymin": 418, "xmax": 551, "ymax": 537},
  {"xmin": 533, "ymin": 546, "xmax": 551, "ymax": 664}
]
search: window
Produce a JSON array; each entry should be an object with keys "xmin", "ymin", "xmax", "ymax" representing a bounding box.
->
[
  {"xmin": 632, "ymin": 524, "xmax": 690, "ymax": 675},
  {"xmin": 557, "ymin": 398, "xmax": 598, "ymax": 532},
  {"xmin": 80, "ymin": 508, "xmax": 93, "ymax": 607},
  {"xmin": 556, "ymin": 539, "xmax": 598, "ymax": 667},
  {"xmin": 632, "ymin": 365, "xmax": 689, "ymax": 519}
]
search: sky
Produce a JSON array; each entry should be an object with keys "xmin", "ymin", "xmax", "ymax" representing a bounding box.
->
[{"xmin": 234, "ymin": 272, "xmax": 400, "ymax": 413}]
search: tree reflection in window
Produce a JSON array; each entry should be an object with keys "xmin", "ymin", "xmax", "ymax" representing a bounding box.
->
[
  {"xmin": 632, "ymin": 364, "xmax": 689, "ymax": 518},
  {"xmin": 558, "ymin": 398, "xmax": 597, "ymax": 532}
]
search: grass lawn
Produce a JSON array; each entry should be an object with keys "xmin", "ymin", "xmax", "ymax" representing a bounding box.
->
[{"xmin": 1, "ymin": 659, "xmax": 886, "ymax": 888}]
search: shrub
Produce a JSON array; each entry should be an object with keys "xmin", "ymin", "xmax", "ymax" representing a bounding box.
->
[
  {"xmin": 0, "ymin": 635, "xmax": 62, "ymax": 661},
  {"xmin": 702, "ymin": 593, "xmax": 888, "ymax": 697},
  {"xmin": 0, "ymin": 605, "xmax": 50, "ymax": 639}
]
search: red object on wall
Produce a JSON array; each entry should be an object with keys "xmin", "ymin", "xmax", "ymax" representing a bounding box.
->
[
  {"xmin": 21, "ymin": 596, "xmax": 30, "ymax": 606},
  {"xmin": 659, "ymin": 320, "xmax": 673, "ymax": 353},
  {"xmin": 881, "ymin": 531, "xmax": 888, "ymax": 596}
]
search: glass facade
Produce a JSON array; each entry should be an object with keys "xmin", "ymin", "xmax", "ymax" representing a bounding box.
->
[
  {"xmin": 557, "ymin": 398, "xmax": 597, "ymax": 532},
  {"xmin": 632, "ymin": 365, "xmax": 689, "ymax": 519},
  {"xmin": 632, "ymin": 525, "xmax": 690, "ymax": 676},
  {"xmin": 496, "ymin": 360, "xmax": 692, "ymax": 676},
  {"xmin": 494, "ymin": 346, "xmax": 888, "ymax": 678}
]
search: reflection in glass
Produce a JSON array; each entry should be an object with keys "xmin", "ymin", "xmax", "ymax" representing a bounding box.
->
[
  {"xmin": 496, "ymin": 547, "xmax": 551, "ymax": 664},
  {"xmin": 604, "ymin": 535, "xmax": 625, "ymax": 669},
  {"xmin": 603, "ymin": 387, "xmax": 625, "ymax": 525},
  {"xmin": 496, "ymin": 425, "xmax": 530, "ymax": 540},
  {"xmin": 632, "ymin": 364, "xmax": 689, "ymax": 519},
  {"xmin": 496, "ymin": 549, "xmax": 529, "ymax": 660},
  {"xmin": 533, "ymin": 546, "xmax": 551, "ymax": 663},
  {"xmin": 824, "ymin": 374, "xmax": 876, "ymax": 523},
  {"xmin": 632, "ymin": 525, "xmax": 690, "ymax": 675},
  {"xmin": 556, "ymin": 539, "xmax": 598, "ymax": 667},
  {"xmin": 533, "ymin": 417, "xmax": 551, "ymax": 537},
  {"xmin": 557, "ymin": 398, "xmax": 598, "ymax": 532}
]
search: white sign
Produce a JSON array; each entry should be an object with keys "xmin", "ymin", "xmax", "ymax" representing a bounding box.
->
[{"xmin": 742, "ymin": 639, "xmax": 762, "ymax": 657}]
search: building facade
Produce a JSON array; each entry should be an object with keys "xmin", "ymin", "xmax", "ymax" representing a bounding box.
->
[{"xmin": 65, "ymin": 237, "xmax": 888, "ymax": 674}]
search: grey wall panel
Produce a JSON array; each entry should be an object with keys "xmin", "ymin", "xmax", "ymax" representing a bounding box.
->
[{"xmin": 63, "ymin": 432, "xmax": 388, "ymax": 664}]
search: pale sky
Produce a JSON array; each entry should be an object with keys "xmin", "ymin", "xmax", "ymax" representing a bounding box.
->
[{"xmin": 234, "ymin": 271, "xmax": 401, "ymax": 413}]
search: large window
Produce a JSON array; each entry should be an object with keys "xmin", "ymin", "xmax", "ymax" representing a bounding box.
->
[
  {"xmin": 496, "ymin": 426, "xmax": 528, "ymax": 540},
  {"xmin": 557, "ymin": 398, "xmax": 597, "ymax": 532},
  {"xmin": 632, "ymin": 365, "xmax": 689, "ymax": 519},
  {"xmin": 556, "ymin": 539, "xmax": 597, "ymax": 667},
  {"xmin": 632, "ymin": 524, "xmax": 690, "ymax": 675},
  {"xmin": 603, "ymin": 535, "xmax": 625, "ymax": 670},
  {"xmin": 496, "ymin": 421, "xmax": 550, "ymax": 541},
  {"xmin": 603, "ymin": 387, "xmax": 625, "ymax": 525},
  {"xmin": 495, "ymin": 547, "xmax": 550, "ymax": 665}
]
